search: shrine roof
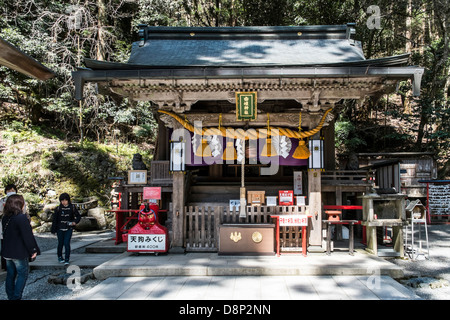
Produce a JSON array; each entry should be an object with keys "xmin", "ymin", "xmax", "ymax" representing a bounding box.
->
[
  {"xmin": 83, "ymin": 24, "xmax": 408, "ymax": 70},
  {"xmin": 0, "ymin": 36, "xmax": 55, "ymax": 80},
  {"xmin": 74, "ymin": 24, "xmax": 424, "ymax": 100}
]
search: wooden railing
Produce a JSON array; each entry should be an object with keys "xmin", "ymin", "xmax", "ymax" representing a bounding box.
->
[
  {"xmin": 321, "ymin": 170, "xmax": 375, "ymax": 185},
  {"xmin": 184, "ymin": 205, "xmax": 309, "ymax": 252}
]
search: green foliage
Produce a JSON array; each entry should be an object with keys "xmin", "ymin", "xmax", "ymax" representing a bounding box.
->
[
  {"xmin": 335, "ymin": 120, "xmax": 366, "ymax": 154},
  {"xmin": 410, "ymin": 37, "xmax": 450, "ymax": 156},
  {"xmin": 0, "ymin": 0, "xmax": 449, "ymax": 192},
  {"xmin": 0, "ymin": 123, "xmax": 153, "ymax": 207}
]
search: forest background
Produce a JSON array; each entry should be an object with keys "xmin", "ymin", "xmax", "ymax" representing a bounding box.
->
[{"xmin": 0, "ymin": 0, "xmax": 449, "ymax": 218}]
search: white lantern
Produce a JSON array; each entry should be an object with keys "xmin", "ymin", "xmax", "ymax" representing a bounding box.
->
[
  {"xmin": 308, "ymin": 139, "xmax": 324, "ymax": 169},
  {"xmin": 170, "ymin": 140, "xmax": 186, "ymax": 172}
]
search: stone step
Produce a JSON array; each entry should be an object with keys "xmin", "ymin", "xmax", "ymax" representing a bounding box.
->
[{"xmin": 91, "ymin": 250, "xmax": 406, "ymax": 280}]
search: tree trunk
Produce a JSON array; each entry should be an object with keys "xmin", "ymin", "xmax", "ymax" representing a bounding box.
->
[
  {"xmin": 406, "ymin": 0, "xmax": 412, "ymax": 53},
  {"xmin": 97, "ymin": 0, "xmax": 107, "ymax": 61}
]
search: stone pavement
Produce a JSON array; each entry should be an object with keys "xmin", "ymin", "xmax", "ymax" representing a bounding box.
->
[
  {"xmin": 73, "ymin": 247, "xmax": 420, "ymax": 300},
  {"xmin": 27, "ymin": 234, "xmax": 421, "ymax": 301},
  {"xmin": 76, "ymin": 274, "xmax": 420, "ymax": 300},
  {"xmin": 30, "ymin": 232, "xmax": 118, "ymax": 269}
]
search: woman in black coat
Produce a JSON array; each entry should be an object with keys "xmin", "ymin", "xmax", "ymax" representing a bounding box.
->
[
  {"xmin": 1, "ymin": 194, "xmax": 40, "ymax": 300},
  {"xmin": 51, "ymin": 193, "xmax": 81, "ymax": 265}
]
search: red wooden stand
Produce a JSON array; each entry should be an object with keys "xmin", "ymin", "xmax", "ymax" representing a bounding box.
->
[{"xmin": 271, "ymin": 215, "xmax": 310, "ymax": 257}]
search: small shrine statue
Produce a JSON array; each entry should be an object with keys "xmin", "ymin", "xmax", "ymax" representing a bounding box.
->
[{"xmin": 132, "ymin": 153, "xmax": 147, "ymax": 170}]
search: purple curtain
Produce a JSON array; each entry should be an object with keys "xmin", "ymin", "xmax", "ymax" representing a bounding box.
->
[{"xmin": 186, "ymin": 133, "xmax": 307, "ymax": 166}]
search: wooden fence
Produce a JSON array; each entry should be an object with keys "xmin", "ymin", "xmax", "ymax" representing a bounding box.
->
[
  {"xmin": 321, "ymin": 170, "xmax": 374, "ymax": 184},
  {"xmin": 184, "ymin": 205, "xmax": 308, "ymax": 252}
]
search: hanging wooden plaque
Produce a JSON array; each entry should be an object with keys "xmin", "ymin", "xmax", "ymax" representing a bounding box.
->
[{"xmin": 236, "ymin": 91, "xmax": 257, "ymax": 121}]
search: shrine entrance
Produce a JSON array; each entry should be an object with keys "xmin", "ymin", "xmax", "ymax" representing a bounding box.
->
[{"xmin": 73, "ymin": 24, "xmax": 423, "ymax": 255}]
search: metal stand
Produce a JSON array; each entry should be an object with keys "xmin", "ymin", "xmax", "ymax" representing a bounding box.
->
[{"xmin": 404, "ymin": 218, "xmax": 430, "ymax": 260}]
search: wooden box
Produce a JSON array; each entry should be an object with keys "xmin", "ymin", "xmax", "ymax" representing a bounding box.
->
[
  {"xmin": 247, "ymin": 191, "xmax": 265, "ymax": 206},
  {"xmin": 219, "ymin": 224, "xmax": 275, "ymax": 255}
]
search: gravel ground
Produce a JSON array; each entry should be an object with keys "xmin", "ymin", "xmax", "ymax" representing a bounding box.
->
[
  {"xmin": 388, "ymin": 223, "xmax": 450, "ymax": 300},
  {"xmin": 0, "ymin": 225, "xmax": 449, "ymax": 300},
  {"xmin": 0, "ymin": 230, "xmax": 111, "ymax": 300}
]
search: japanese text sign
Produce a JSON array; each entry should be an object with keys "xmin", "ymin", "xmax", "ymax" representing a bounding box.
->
[
  {"xmin": 278, "ymin": 215, "xmax": 308, "ymax": 226},
  {"xmin": 279, "ymin": 190, "xmax": 294, "ymax": 205},
  {"xmin": 143, "ymin": 187, "xmax": 161, "ymax": 200},
  {"xmin": 127, "ymin": 234, "xmax": 166, "ymax": 251},
  {"xmin": 236, "ymin": 91, "xmax": 257, "ymax": 121}
]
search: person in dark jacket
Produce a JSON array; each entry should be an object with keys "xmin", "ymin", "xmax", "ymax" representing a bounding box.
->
[
  {"xmin": 51, "ymin": 193, "xmax": 81, "ymax": 265},
  {"xmin": 1, "ymin": 194, "xmax": 40, "ymax": 300}
]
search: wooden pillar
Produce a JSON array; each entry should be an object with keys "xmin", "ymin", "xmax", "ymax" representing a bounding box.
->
[
  {"xmin": 121, "ymin": 188, "xmax": 129, "ymax": 209},
  {"xmin": 155, "ymin": 118, "xmax": 169, "ymax": 161},
  {"xmin": 323, "ymin": 120, "xmax": 336, "ymax": 171},
  {"xmin": 171, "ymin": 171, "xmax": 186, "ymax": 253},
  {"xmin": 308, "ymin": 169, "xmax": 323, "ymax": 249}
]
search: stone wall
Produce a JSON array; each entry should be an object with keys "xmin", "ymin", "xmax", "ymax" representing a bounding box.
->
[{"xmin": 31, "ymin": 197, "xmax": 115, "ymax": 233}]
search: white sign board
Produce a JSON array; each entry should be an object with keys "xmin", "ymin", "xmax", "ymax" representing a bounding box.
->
[
  {"xmin": 294, "ymin": 171, "xmax": 303, "ymax": 194},
  {"xmin": 296, "ymin": 196, "xmax": 306, "ymax": 206},
  {"xmin": 266, "ymin": 196, "xmax": 277, "ymax": 206},
  {"xmin": 128, "ymin": 170, "xmax": 147, "ymax": 184},
  {"xmin": 127, "ymin": 234, "xmax": 166, "ymax": 251},
  {"xmin": 278, "ymin": 215, "xmax": 308, "ymax": 226}
]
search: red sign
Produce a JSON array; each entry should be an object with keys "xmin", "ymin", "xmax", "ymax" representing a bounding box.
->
[
  {"xmin": 279, "ymin": 190, "xmax": 294, "ymax": 205},
  {"xmin": 143, "ymin": 187, "xmax": 161, "ymax": 200},
  {"xmin": 278, "ymin": 215, "xmax": 308, "ymax": 226}
]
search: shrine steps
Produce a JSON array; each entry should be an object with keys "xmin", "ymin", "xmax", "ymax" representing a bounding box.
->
[
  {"xmin": 91, "ymin": 249, "xmax": 405, "ymax": 281},
  {"xmin": 37, "ymin": 236, "xmax": 405, "ymax": 281}
]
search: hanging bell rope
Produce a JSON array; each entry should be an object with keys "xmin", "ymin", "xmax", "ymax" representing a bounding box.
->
[
  {"xmin": 292, "ymin": 111, "xmax": 311, "ymax": 159},
  {"xmin": 158, "ymin": 107, "xmax": 333, "ymax": 140},
  {"xmin": 260, "ymin": 113, "xmax": 277, "ymax": 157}
]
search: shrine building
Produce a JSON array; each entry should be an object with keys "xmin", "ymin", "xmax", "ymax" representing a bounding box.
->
[{"xmin": 73, "ymin": 24, "xmax": 423, "ymax": 254}]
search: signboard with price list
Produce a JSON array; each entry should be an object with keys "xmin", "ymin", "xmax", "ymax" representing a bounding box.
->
[{"xmin": 127, "ymin": 234, "xmax": 167, "ymax": 251}]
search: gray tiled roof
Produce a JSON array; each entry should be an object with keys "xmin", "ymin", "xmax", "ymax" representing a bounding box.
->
[
  {"xmin": 128, "ymin": 25, "xmax": 365, "ymax": 67},
  {"xmin": 75, "ymin": 25, "xmax": 423, "ymax": 100},
  {"xmin": 83, "ymin": 25, "xmax": 413, "ymax": 70},
  {"xmin": 128, "ymin": 38, "xmax": 365, "ymax": 67}
]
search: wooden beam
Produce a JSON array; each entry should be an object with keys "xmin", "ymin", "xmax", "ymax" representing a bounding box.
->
[{"xmin": 0, "ymin": 37, "xmax": 55, "ymax": 80}]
